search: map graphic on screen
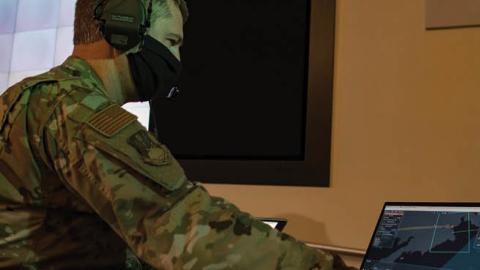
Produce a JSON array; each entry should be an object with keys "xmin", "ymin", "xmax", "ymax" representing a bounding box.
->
[{"xmin": 363, "ymin": 206, "xmax": 480, "ymax": 270}]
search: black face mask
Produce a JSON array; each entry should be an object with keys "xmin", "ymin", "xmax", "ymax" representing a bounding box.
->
[{"xmin": 127, "ymin": 35, "xmax": 182, "ymax": 102}]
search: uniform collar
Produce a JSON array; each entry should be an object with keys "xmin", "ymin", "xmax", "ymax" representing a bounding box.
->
[{"xmin": 58, "ymin": 56, "xmax": 107, "ymax": 95}]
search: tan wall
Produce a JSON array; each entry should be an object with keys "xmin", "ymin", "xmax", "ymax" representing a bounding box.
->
[{"xmin": 205, "ymin": 0, "xmax": 480, "ymax": 268}]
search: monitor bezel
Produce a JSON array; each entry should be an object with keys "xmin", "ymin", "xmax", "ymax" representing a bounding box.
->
[{"xmin": 151, "ymin": 0, "xmax": 336, "ymax": 187}]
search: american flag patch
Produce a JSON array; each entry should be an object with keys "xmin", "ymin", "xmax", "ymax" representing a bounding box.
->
[{"xmin": 87, "ymin": 104, "xmax": 137, "ymax": 137}]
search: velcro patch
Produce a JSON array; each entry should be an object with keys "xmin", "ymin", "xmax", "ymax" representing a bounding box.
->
[
  {"xmin": 80, "ymin": 93, "xmax": 109, "ymax": 111},
  {"xmin": 87, "ymin": 104, "xmax": 137, "ymax": 137},
  {"xmin": 128, "ymin": 130, "xmax": 169, "ymax": 166}
]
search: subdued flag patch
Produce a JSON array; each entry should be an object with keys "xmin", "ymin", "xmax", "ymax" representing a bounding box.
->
[{"xmin": 87, "ymin": 104, "xmax": 137, "ymax": 137}]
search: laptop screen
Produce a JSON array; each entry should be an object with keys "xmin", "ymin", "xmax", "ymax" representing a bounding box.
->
[{"xmin": 362, "ymin": 203, "xmax": 480, "ymax": 270}]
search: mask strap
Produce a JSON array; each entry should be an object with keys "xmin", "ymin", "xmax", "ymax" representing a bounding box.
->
[{"xmin": 146, "ymin": 0, "xmax": 153, "ymax": 27}]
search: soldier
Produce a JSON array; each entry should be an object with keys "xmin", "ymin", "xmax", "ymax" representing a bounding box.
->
[{"xmin": 0, "ymin": 0, "xmax": 356, "ymax": 269}]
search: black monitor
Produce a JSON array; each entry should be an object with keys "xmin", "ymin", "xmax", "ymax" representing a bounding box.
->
[{"xmin": 149, "ymin": 0, "xmax": 335, "ymax": 187}]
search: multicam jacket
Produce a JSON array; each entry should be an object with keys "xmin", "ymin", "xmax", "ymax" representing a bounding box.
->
[{"xmin": 0, "ymin": 56, "xmax": 351, "ymax": 269}]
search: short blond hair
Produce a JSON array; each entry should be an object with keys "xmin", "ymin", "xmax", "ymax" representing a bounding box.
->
[{"xmin": 73, "ymin": 0, "xmax": 188, "ymax": 45}]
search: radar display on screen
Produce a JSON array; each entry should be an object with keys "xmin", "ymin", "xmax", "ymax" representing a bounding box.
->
[{"xmin": 362, "ymin": 205, "xmax": 480, "ymax": 270}]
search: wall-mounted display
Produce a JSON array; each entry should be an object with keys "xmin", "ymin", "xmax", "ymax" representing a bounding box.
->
[{"xmin": 150, "ymin": 0, "xmax": 336, "ymax": 187}]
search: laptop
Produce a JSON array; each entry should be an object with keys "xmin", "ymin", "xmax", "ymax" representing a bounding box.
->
[{"xmin": 361, "ymin": 202, "xmax": 480, "ymax": 270}]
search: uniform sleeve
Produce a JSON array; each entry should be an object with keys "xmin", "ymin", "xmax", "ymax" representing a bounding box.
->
[{"xmin": 43, "ymin": 101, "xmax": 354, "ymax": 270}]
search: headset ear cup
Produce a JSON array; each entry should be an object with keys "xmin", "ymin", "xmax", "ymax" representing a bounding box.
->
[{"xmin": 94, "ymin": 0, "xmax": 147, "ymax": 50}]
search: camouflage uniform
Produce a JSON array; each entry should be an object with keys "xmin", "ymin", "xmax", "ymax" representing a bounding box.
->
[{"xmin": 0, "ymin": 56, "xmax": 353, "ymax": 269}]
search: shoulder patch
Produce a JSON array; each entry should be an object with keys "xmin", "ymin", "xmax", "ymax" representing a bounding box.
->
[
  {"xmin": 127, "ymin": 130, "xmax": 169, "ymax": 166},
  {"xmin": 87, "ymin": 104, "xmax": 137, "ymax": 137}
]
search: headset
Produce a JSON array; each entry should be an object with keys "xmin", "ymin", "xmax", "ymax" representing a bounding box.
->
[
  {"xmin": 94, "ymin": 0, "xmax": 182, "ymax": 101},
  {"xmin": 94, "ymin": 0, "xmax": 153, "ymax": 51}
]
